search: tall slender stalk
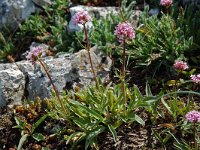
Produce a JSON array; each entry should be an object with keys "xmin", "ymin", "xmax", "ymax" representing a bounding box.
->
[
  {"xmin": 174, "ymin": 72, "xmax": 179, "ymax": 91},
  {"xmin": 193, "ymin": 122, "xmax": 197, "ymax": 149},
  {"xmin": 122, "ymin": 38, "xmax": 126, "ymax": 114},
  {"xmin": 38, "ymin": 59, "xmax": 66, "ymax": 114},
  {"xmin": 83, "ymin": 24, "xmax": 100, "ymax": 90},
  {"xmin": 115, "ymin": 1, "xmax": 135, "ymax": 114},
  {"xmin": 117, "ymin": 0, "xmax": 126, "ymax": 22}
]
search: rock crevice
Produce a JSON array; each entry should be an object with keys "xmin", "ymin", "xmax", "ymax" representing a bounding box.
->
[{"xmin": 0, "ymin": 46, "xmax": 111, "ymax": 107}]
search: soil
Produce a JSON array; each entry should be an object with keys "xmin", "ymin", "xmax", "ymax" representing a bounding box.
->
[{"xmin": 0, "ymin": 98, "xmax": 193, "ymax": 150}]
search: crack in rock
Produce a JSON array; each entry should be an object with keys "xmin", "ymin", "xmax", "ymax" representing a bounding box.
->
[{"xmin": 0, "ymin": 46, "xmax": 112, "ymax": 108}]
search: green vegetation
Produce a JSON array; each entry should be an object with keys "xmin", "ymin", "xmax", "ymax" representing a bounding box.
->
[
  {"xmin": 131, "ymin": 7, "xmax": 193, "ymax": 75},
  {"xmin": 1, "ymin": 0, "xmax": 200, "ymax": 149}
]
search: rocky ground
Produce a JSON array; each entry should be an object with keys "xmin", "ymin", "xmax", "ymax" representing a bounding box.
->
[{"xmin": 1, "ymin": 0, "xmax": 199, "ymax": 149}]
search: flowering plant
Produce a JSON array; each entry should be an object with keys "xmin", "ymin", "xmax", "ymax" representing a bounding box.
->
[
  {"xmin": 173, "ymin": 60, "xmax": 189, "ymax": 71},
  {"xmin": 114, "ymin": 22, "xmax": 135, "ymax": 43},
  {"xmin": 114, "ymin": 22, "xmax": 135, "ymax": 114},
  {"xmin": 185, "ymin": 110, "xmax": 200, "ymax": 149},
  {"xmin": 26, "ymin": 46, "xmax": 42, "ymax": 64},
  {"xmin": 73, "ymin": 10, "xmax": 100, "ymax": 90},
  {"xmin": 26, "ymin": 46, "xmax": 66, "ymax": 114},
  {"xmin": 73, "ymin": 10, "xmax": 92, "ymax": 25},
  {"xmin": 191, "ymin": 74, "xmax": 200, "ymax": 84},
  {"xmin": 160, "ymin": 0, "xmax": 172, "ymax": 7},
  {"xmin": 185, "ymin": 110, "xmax": 200, "ymax": 123}
]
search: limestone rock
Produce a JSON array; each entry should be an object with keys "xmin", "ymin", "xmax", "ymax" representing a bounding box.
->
[
  {"xmin": 67, "ymin": 5, "xmax": 119, "ymax": 32},
  {"xmin": 68, "ymin": 5, "xmax": 141, "ymax": 32},
  {"xmin": 0, "ymin": 0, "xmax": 51, "ymax": 29},
  {"xmin": 0, "ymin": 68, "xmax": 25, "ymax": 106},
  {"xmin": 0, "ymin": 0, "xmax": 35, "ymax": 29},
  {"xmin": 0, "ymin": 46, "xmax": 112, "ymax": 107},
  {"xmin": 149, "ymin": 8, "xmax": 159, "ymax": 16}
]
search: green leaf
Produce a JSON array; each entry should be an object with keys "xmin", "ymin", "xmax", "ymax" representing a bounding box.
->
[
  {"xmin": 166, "ymin": 80, "xmax": 177, "ymax": 86},
  {"xmin": 174, "ymin": 142, "xmax": 190, "ymax": 150},
  {"xmin": 13, "ymin": 117, "xmax": 26, "ymax": 130},
  {"xmin": 142, "ymin": 96, "xmax": 159, "ymax": 106},
  {"xmin": 41, "ymin": 147, "xmax": 50, "ymax": 150},
  {"xmin": 17, "ymin": 134, "xmax": 29, "ymax": 150},
  {"xmin": 32, "ymin": 133, "xmax": 45, "ymax": 142},
  {"xmin": 163, "ymin": 134, "xmax": 172, "ymax": 144},
  {"xmin": 154, "ymin": 132, "xmax": 163, "ymax": 144},
  {"xmin": 108, "ymin": 125, "xmax": 117, "ymax": 142},
  {"xmin": 112, "ymin": 120, "xmax": 123, "ymax": 129},
  {"xmin": 134, "ymin": 85, "xmax": 144, "ymax": 100},
  {"xmin": 85, "ymin": 126, "xmax": 106, "ymax": 150},
  {"xmin": 70, "ymin": 101, "xmax": 104, "ymax": 121},
  {"xmin": 73, "ymin": 117, "xmax": 89, "ymax": 130},
  {"xmin": 161, "ymin": 98, "xmax": 173, "ymax": 115},
  {"xmin": 134, "ymin": 114, "xmax": 145, "ymax": 126},
  {"xmin": 65, "ymin": 132, "xmax": 85, "ymax": 145},
  {"xmin": 189, "ymin": 68, "xmax": 196, "ymax": 75},
  {"xmin": 31, "ymin": 114, "xmax": 48, "ymax": 134},
  {"xmin": 71, "ymin": 133, "xmax": 87, "ymax": 150},
  {"xmin": 145, "ymin": 83, "xmax": 153, "ymax": 96}
]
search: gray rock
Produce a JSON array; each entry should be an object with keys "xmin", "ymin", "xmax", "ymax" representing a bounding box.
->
[
  {"xmin": 68, "ymin": 5, "xmax": 141, "ymax": 32},
  {"xmin": 131, "ymin": 10, "xmax": 141, "ymax": 28},
  {"xmin": 149, "ymin": 8, "xmax": 159, "ymax": 16},
  {"xmin": 0, "ymin": 68, "xmax": 25, "ymax": 106},
  {"xmin": 0, "ymin": 46, "xmax": 111, "ymax": 107},
  {"xmin": 0, "ymin": 0, "xmax": 51, "ymax": 29},
  {"xmin": 0, "ymin": 0, "xmax": 35, "ymax": 29},
  {"xmin": 68, "ymin": 5, "xmax": 117, "ymax": 32}
]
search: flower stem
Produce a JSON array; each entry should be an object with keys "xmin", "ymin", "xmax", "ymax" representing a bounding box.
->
[
  {"xmin": 174, "ymin": 72, "xmax": 179, "ymax": 91},
  {"xmin": 122, "ymin": 38, "xmax": 126, "ymax": 114},
  {"xmin": 38, "ymin": 59, "xmax": 66, "ymax": 114},
  {"xmin": 83, "ymin": 24, "xmax": 100, "ymax": 90},
  {"xmin": 118, "ymin": 0, "xmax": 126, "ymax": 22},
  {"xmin": 193, "ymin": 122, "xmax": 197, "ymax": 149}
]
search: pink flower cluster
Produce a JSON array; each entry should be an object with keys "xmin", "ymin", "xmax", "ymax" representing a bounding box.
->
[
  {"xmin": 73, "ymin": 10, "xmax": 92, "ymax": 25},
  {"xmin": 173, "ymin": 60, "xmax": 189, "ymax": 71},
  {"xmin": 114, "ymin": 22, "xmax": 135, "ymax": 43},
  {"xmin": 185, "ymin": 110, "xmax": 200, "ymax": 123},
  {"xmin": 26, "ymin": 46, "xmax": 43, "ymax": 64},
  {"xmin": 191, "ymin": 74, "xmax": 200, "ymax": 84},
  {"xmin": 160, "ymin": 0, "xmax": 172, "ymax": 7}
]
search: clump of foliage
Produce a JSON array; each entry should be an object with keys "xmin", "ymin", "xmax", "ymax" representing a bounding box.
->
[
  {"xmin": 0, "ymin": 0, "xmax": 74, "ymax": 62},
  {"xmin": 174, "ymin": 4, "xmax": 200, "ymax": 64},
  {"xmin": 75, "ymin": 0, "xmax": 136, "ymax": 56},
  {"xmin": 130, "ymin": 7, "xmax": 193, "ymax": 75},
  {"xmin": 1, "ymin": 0, "xmax": 200, "ymax": 149},
  {"xmin": 16, "ymin": 0, "xmax": 70, "ymax": 51},
  {"xmin": 52, "ymin": 83, "xmax": 163, "ymax": 149},
  {"xmin": 0, "ymin": 30, "xmax": 15, "ymax": 62}
]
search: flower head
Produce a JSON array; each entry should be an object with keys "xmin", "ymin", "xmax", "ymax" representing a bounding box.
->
[
  {"xmin": 73, "ymin": 10, "xmax": 92, "ymax": 25},
  {"xmin": 114, "ymin": 22, "xmax": 135, "ymax": 43},
  {"xmin": 191, "ymin": 74, "xmax": 200, "ymax": 84},
  {"xmin": 173, "ymin": 60, "xmax": 189, "ymax": 71},
  {"xmin": 160, "ymin": 0, "xmax": 172, "ymax": 7},
  {"xmin": 185, "ymin": 110, "xmax": 200, "ymax": 123},
  {"xmin": 26, "ymin": 46, "xmax": 43, "ymax": 64}
]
